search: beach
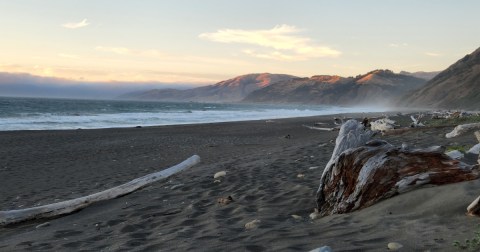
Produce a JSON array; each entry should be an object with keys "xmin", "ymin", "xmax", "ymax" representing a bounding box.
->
[{"xmin": 1, "ymin": 112, "xmax": 480, "ymax": 251}]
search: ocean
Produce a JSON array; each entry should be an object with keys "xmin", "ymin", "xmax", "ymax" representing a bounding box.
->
[{"xmin": 0, "ymin": 97, "xmax": 386, "ymax": 131}]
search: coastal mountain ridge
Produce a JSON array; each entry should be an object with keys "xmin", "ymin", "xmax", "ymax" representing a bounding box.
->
[
  {"xmin": 243, "ymin": 69, "xmax": 426, "ymax": 105},
  {"xmin": 122, "ymin": 70, "xmax": 429, "ymax": 106},
  {"xmin": 401, "ymin": 47, "xmax": 480, "ymax": 109},
  {"xmin": 119, "ymin": 73, "xmax": 297, "ymax": 102}
]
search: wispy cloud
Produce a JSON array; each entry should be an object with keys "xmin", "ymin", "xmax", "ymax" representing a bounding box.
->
[
  {"xmin": 199, "ymin": 24, "xmax": 341, "ymax": 61},
  {"xmin": 95, "ymin": 46, "xmax": 164, "ymax": 58},
  {"xmin": 424, "ymin": 52, "xmax": 441, "ymax": 57},
  {"xmin": 389, "ymin": 43, "xmax": 408, "ymax": 48},
  {"xmin": 62, "ymin": 19, "xmax": 90, "ymax": 29}
]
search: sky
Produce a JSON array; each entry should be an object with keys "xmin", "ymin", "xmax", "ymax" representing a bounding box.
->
[{"xmin": 1, "ymin": 0, "xmax": 479, "ymax": 86}]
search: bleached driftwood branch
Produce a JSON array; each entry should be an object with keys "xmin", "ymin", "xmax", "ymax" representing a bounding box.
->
[
  {"xmin": 468, "ymin": 195, "xmax": 480, "ymax": 216},
  {"xmin": 302, "ymin": 125, "xmax": 339, "ymax": 131},
  {"xmin": 410, "ymin": 115, "xmax": 425, "ymax": 127},
  {"xmin": 0, "ymin": 155, "xmax": 201, "ymax": 226},
  {"xmin": 316, "ymin": 120, "xmax": 479, "ymax": 216},
  {"xmin": 446, "ymin": 123, "xmax": 480, "ymax": 138}
]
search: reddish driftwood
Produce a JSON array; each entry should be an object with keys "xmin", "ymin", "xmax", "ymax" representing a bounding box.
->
[{"xmin": 316, "ymin": 120, "xmax": 479, "ymax": 216}]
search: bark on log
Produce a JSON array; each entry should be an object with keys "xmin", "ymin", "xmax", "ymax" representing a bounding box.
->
[
  {"xmin": 446, "ymin": 123, "xmax": 480, "ymax": 138},
  {"xmin": 0, "ymin": 155, "xmax": 201, "ymax": 226},
  {"xmin": 316, "ymin": 120, "xmax": 479, "ymax": 216}
]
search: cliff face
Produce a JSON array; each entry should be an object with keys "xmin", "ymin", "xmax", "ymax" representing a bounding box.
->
[
  {"xmin": 401, "ymin": 47, "xmax": 480, "ymax": 110},
  {"xmin": 119, "ymin": 73, "xmax": 297, "ymax": 102},
  {"xmin": 243, "ymin": 70, "xmax": 426, "ymax": 106}
]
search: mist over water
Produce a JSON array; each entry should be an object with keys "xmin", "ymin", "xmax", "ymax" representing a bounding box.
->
[{"xmin": 0, "ymin": 97, "xmax": 387, "ymax": 131}]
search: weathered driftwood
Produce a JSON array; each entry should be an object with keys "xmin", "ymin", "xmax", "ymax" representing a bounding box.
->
[
  {"xmin": 316, "ymin": 120, "xmax": 375, "ymax": 212},
  {"xmin": 446, "ymin": 122, "xmax": 480, "ymax": 138},
  {"xmin": 316, "ymin": 120, "xmax": 479, "ymax": 216},
  {"xmin": 468, "ymin": 195, "xmax": 480, "ymax": 216},
  {"xmin": 410, "ymin": 115, "xmax": 425, "ymax": 128},
  {"xmin": 370, "ymin": 118, "xmax": 397, "ymax": 132},
  {"xmin": 0, "ymin": 155, "xmax": 201, "ymax": 226},
  {"xmin": 475, "ymin": 131, "xmax": 480, "ymax": 143},
  {"xmin": 303, "ymin": 124, "xmax": 339, "ymax": 131},
  {"xmin": 468, "ymin": 144, "xmax": 480, "ymax": 155}
]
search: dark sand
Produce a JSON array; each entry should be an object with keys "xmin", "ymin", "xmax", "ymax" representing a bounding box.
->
[{"xmin": 1, "ymin": 113, "xmax": 479, "ymax": 251}]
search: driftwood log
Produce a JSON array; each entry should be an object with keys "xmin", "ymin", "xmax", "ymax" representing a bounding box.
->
[
  {"xmin": 0, "ymin": 155, "xmax": 200, "ymax": 226},
  {"xmin": 446, "ymin": 122, "xmax": 480, "ymax": 138},
  {"xmin": 370, "ymin": 118, "xmax": 397, "ymax": 132},
  {"xmin": 316, "ymin": 120, "xmax": 479, "ymax": 216}
]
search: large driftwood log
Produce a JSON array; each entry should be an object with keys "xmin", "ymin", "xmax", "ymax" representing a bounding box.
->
[
  {"xmin": 446, "ymin": 123, "xmax": 480, "ymax": 138},
  {"xmin": 316, "ymin": 120, "xmax": 479, "ymax": 216},
  {"xmin": 0, "ymin": 155, "xmax": 200, "ymax": 226}
]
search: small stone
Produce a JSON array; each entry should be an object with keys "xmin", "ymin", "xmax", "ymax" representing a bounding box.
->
[
  {"xmin": 244, "ymin": 219, "xmax": 261, "ymax": 230},
  {"xmin": 213, "ymin": 171, "xmax": 226, "ymax": 179},
  {"xmin": 388, "ymin": 242, "xmax": 403, "ymax": 250},
  {"xmin": 291, "ymin": 214, "xmax": 302, "ymax": 220},
  {"xmin": 297, "ymin": 174, "xmax": 305, "ymax": 178},
  {"xmin": 309, "ymin": 208, "xmax": 320, "ymax": 220},
  {"xmin": 217, "ymin": 196, "xmax": 234, "ymax": 205},
  {"xmin": 35, "ymin": 222, "xmax": 50, "ymax": 229}
]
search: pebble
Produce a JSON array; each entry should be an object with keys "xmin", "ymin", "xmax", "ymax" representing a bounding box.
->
[
  {"xmin": 217, "ymin": 196, "xmax": 234, "ymax": 205},
  {"xmin": 244, "ymin": 219, "xmax": 261, "ymax": 230},
  {"xmin": 291, "ymin": 214, "xmax": 302, "ymax": 220},
  {"xmin": 213, "ymin": 171, "xmax": 226, "ymax": 179},
  {"xmin": 297, "ymin": 174, "xmax": 305, "ymax": 178},
  {"xmin": 387, "ymin": 242, "xmax": 403, "ymax": 250},
  {"xmin": 309, "ymin": 208, "xmax": 320, "ymax": 220}
]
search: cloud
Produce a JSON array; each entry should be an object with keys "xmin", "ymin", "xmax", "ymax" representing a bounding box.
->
[
  {"xmin": 95, "ymin": 46, "xmax": 164, "ymax": 58},
  {"xmin": 199, "ymin": 24, "xmax": 341, "ymax": 61},
  {"xmin": 389, "ymin": 43, "xmax": 408, "ymax": 48},
  {"xmin": 62, "ymin": 19, "xmax": 90, "ymax": 29},
  {"xmin": 425, "ymin": 52, "xmax": 441, "ymax": 57}
]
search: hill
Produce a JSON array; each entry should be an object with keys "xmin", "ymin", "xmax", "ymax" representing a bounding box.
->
[
  {"xmin": 243, "ymin": 70, "xmax": 426, "ymax": 106},
  {"xmin": 401, "ymin": 47, "xmax": 480, "ymax": 110},
  {"xmin": 119, "ymin": 73, "xmax": 297, "ymax": 102}
]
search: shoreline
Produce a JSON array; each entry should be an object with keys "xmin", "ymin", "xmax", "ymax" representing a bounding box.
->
[
  {"xmin": 1, "ymin": 112, "xmax": 479, "ymax": 251},
  {"xmin": 0, "ymin": 110, "xmax": 397, "ymax": 133}
]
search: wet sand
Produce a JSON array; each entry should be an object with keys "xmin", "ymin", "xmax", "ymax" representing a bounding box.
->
[{"xmin": 1, "ymin": 113, "xmax": 479, "ymax": 251}]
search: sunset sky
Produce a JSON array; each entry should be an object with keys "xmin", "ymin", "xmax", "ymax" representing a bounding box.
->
[{"xmin": 1, "ymin": 0, "xmax": 479, "ymax": 85}]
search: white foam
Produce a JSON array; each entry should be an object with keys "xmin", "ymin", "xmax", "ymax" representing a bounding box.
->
[{"xmin": 0, "ymin": 105, "xmax": 386, "ymax": 131}]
